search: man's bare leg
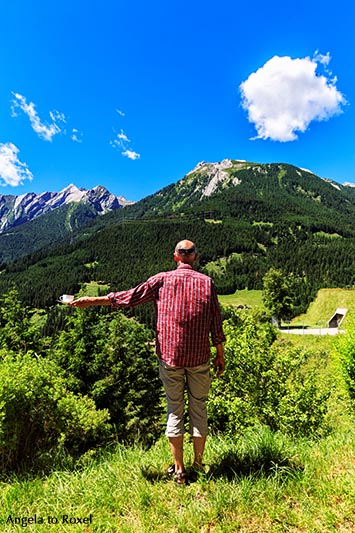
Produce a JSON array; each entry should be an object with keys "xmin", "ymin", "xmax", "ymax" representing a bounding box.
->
[
  {"xmin": 169, "ymin": 435, "xmax": 184, "ymax": 473},
  {"xmin": 193, "ymin": 436, "xmax": 206, "ymax": 467}
]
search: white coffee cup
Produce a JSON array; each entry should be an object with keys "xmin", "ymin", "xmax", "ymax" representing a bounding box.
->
[{"xmin": 59, "ymin": 294, "xmax": 74, "ymax": 303}]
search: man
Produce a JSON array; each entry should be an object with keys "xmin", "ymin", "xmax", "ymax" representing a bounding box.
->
[{"xmin": 69, "ymin": 239, "xmax": 225, "ymax": 484}]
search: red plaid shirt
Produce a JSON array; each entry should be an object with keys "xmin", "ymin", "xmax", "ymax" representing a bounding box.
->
[{"xmin": 108, "ymin": 264, "xmax": 225, "ymax": 367}]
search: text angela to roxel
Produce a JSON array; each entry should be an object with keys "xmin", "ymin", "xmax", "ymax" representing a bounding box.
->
[{"xmin": 5, "ymin": 514, "xmax": 93, "ymax": 527}]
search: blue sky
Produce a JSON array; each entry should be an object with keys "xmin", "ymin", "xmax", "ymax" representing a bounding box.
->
[{"xmin": 0, "ymin": 0, "xmax": 354, "ymax": 201}]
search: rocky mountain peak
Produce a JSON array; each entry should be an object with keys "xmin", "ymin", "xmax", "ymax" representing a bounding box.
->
[
  {"xmin": 184, "ymin": 159, "xmax": 244, "ymax": 198},
  {"xmin": 0, "ymin": 184, "xmax": 133, "ymax": 233}
]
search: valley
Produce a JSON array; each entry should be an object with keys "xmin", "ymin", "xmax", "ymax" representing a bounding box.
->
[
  {"xmin": 1, "ymin": 160, "xmax": 355, "ymax": 532},
  {"xmin": 1, "ymin": 159, "xmax": 355, "ymax": 320}
]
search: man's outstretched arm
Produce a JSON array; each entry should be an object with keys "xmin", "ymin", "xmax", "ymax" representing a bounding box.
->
[
  {"xmin": 69, "ymin": 276, "xmax": 160, "ymax": 309},
  {"xmin": 69, "ymin": 296, "xmax": 111, "ymax": 308}
]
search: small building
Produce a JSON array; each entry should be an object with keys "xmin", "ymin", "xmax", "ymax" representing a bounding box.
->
[{"xmin": 328, "ymin": 308, "xmax": 347, "ymax": 328}]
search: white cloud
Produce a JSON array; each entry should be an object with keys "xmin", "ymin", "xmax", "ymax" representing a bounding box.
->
[
  {"xmin": 71, "ymin": 128, "xmax": 83, "ymax": 143},
  {"xmin": 11, "ymin": 93, "xmax": 63, "ymax": 141},
  {"xmin": 49, "ymin": 110, "xmax": 67, "ymax": 124},
  {"xmin": 109, "ymin": 138, "xmax": 121, "ymax": 150},
  {"xmin": 0, "ymin": 143, "xmax": 33, "ymax": 186},
  {"xmin": 314, "ymin": 51, "xmax": 331, "ymax": 67},
  {"xmin": 122, "ymin": 150, "xmax": 140, "ymax": 160},
  {"xmin": 117, "ymin": 129, "xmax": 130, "ymax": 142},
  {"xmin": 110, "ymin": 127, "xmax": 140, "ymax": 160},
  {"xmin": 11, "ymin": 93, "xmax": 81, "ymax": 144},
  {"xmin": 240, "ymin": 53, "xmax": 347, "ymax": 142}
]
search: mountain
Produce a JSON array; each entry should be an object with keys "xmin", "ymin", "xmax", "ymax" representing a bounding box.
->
[
  {"xmin": 0, "ymin": 184, "xmax": 133, "ymax": 233},
  {"xmin": 108, "ymin": 159, "xmax": 355, "ymax": 229},
  {"xmin": 0, "ymin": 184, "xmax": 133, "ymax": 263},
  {"xmin": 2, "ymin": 159, "xmax": 355, "ymax": 316}
]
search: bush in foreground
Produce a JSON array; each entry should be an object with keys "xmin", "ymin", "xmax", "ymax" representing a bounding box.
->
[
  {"xmin": 208, "ymin": 309, "xmax": 330, "ymax": 437},
  {"xmin": 0, "ymin": 353, "xmax": 110, "ymax": 473},
  {"xmin": 53, "ymin": 308, "xmax": 164, "ymax": 446},
  {"xmin": 336, "ymin": 314, "xmax": 355, "ymax": 401}
]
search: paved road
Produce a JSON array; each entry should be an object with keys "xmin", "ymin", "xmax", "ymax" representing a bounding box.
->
[{"xmin": 280, "ymin": 327, "xmax": 342, "ymax": 336}]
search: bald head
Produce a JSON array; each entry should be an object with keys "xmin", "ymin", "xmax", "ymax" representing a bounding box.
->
[{"xmin": 174, "ymin": 239, "xmax": 197, "ymax": 265}]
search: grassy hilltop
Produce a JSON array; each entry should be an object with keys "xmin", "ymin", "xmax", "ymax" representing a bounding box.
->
[
  {"xmin": 219, "ymin": 287, "xmax": 355, "ymax": 329},
  {"xmin": 1, "ymin": 424, "xmax": 355, "ymax": 532},
  {"xmin": 291, "ymin": 288, "xmax": 355, "ymax": 328},
  {"xmin": 1, "ymin": 288, "xmax": 355, "ymax": 532}
]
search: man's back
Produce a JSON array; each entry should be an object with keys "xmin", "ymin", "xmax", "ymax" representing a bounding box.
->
[
  {"xmin": 153, "ymin": 264, "xmax": 224, "ymax": 366},
  {"xmin": 107, "ymin": 262, "xmax": 224, "ymax": 367}
]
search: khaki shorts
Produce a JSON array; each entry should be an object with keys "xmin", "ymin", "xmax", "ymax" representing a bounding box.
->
[{"xmin": 159, "ymin": 360, "xmax": 211, "ymax": 438}]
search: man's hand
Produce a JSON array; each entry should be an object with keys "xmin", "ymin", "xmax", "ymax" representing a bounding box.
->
[
  {"xmin": 69, "ymin": 296, "xmax": 111, "ymax": 308},
  {"xmin": 214, "ymin": 344, "xmax": 225, "ymax": 377},
  {"xmin": 68, "ymin": 297, "xmax": 94, "ymax": 308}
]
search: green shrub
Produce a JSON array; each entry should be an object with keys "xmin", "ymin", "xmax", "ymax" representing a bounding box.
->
[
  {"xmin": 0, "ymin": 287, "xmax": 50, "ymax": 355},
  {"xmin": 53, "ymin": 309, "xmax": 163, "ymax": 446},
  {"xmin": 208, "ymin": 309, "xmax": 329, "ymax": 437},
  {"xmin": 336, "ymin": 314, "xmax": 355, "ymax": 401},
  {"xmin": 0, "ymin": 353, "xmax": 110, "ymax": 473},
  {"xmin": 276, "ymin": 364, "xmax": 330, "ymax": 437}
]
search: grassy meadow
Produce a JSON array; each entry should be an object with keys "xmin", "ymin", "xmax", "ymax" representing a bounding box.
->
[
  {"xmin": 218, "ymin": 289, "xmax": 263, "ymax": 308},
  {"xmin": 1, "ymin": 289, "xmax": 355, "ymax": 532}
]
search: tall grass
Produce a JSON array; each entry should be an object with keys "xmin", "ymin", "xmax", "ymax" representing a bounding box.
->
[{"xmin": 1, "ymin": 422, "xmax": 355, "ymax": 532}]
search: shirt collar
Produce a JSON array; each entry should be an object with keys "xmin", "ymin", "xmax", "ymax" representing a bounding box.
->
[{"xmin": 177, "ymin": 263, "xmax": 194, "ymax": 270}]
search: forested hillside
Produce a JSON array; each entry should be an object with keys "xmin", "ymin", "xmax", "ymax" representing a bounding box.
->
[
  {"xmin": 1, "ymin": 160, "xmax": 355, "ymax": 321},
  {"xmin": 0, "ymin": 202, "xmax": 100, "ymax": 263}
]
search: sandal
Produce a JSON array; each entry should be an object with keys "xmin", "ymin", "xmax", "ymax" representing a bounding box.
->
[
  {"xmin": 167, "ymin": 464, "xmax": 175, "ymax": 477},
  {"xmin": 173, "ymin": 470, "xmax": 187, "ymax": 485},
  {"xmin": 167, "ymin": 464, "xmax": 187, "ymax": 484}
]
